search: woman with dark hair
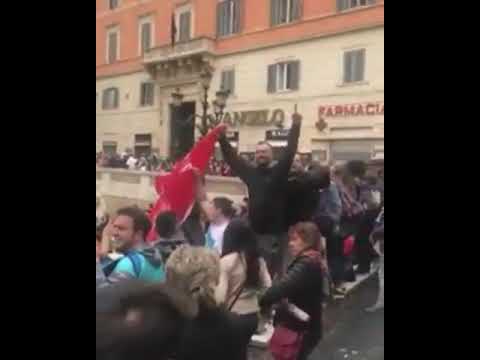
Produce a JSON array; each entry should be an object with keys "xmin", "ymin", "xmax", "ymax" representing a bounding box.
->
[
  {"xmin": 260, "ymin": 222, "xmax": 325, "ymax": 360},
  {"xmin": 201, "ymin": 196, "xmax": 236, "ymax": 254},
  {"xmin": 215, "ymin": 219, "xmax": 272, "ymax": 359}
]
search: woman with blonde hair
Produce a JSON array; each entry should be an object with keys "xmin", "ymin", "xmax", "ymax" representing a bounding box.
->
[{"xmin": 166, "ymin": 245, "xmax": 248, "ymax": 360}]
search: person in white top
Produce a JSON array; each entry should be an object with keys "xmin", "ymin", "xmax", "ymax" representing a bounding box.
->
[
  {"xmin": 202, "ymin": 197, "xmax": 235, "ymax": 254},
  {"xmin": 126, "ymin": 155, "xmax": 138, "ymax": 170},
  {"xmin": 215, "ymin": 219, "xmax": 272, "ymax": 360},
  {"xmin": 193, "ymin": 167, "xmax": 234, "ymax": 254}
]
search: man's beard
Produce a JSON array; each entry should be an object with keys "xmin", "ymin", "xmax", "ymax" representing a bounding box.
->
[{"xmin": 256, "ymin": 159, "xmax": 272, "ymax": 168}]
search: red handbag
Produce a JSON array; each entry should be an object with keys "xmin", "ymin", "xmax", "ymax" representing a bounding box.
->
[
  {"xmin": 268, "ymin": 325, "xmax": 304, "ymax": 360},
  {"xmin": 343, "ymin": 235, "xmax": 355, "ymax": 257}
]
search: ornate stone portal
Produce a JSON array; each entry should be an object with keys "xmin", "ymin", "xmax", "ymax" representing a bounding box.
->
[{"xmin": 143, "ymin": 37, "xmax": 217, "ymax": 157}]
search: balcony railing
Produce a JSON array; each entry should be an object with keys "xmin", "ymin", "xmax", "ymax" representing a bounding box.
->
[{"xmin": 143, "ymin": 37, "xmax": 216, "ymax": 65}]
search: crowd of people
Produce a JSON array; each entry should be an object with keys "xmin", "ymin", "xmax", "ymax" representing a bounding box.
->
[
  {"xmin": 96, "ymin": 114, "xmax": 384, "ymax": 360},
  {"xmin": 96, "ymin": 151, "xmax": 174, "ymax": 173}
]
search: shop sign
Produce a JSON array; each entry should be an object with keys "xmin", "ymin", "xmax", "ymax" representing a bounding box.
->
[
  {"xmin": 266, "ymin": 129, "xmax": 289, "ymax": 141},
  {"xmin": 319, "ymin": 102, "xmax": 384, "ymax": 118},
  {"xmin": 223, "ymin": 109, "xmax": 285, "ymax": 128}
]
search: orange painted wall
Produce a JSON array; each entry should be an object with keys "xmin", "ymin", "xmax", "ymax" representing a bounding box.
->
[{"xmin": 96, "ymin": 0, "xmax": 384, "ymax": 78}]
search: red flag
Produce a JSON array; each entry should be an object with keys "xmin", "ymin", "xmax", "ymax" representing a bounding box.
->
[{"xmin": 146, "ymin": 125, "xmax": 225, "ymax": 242}]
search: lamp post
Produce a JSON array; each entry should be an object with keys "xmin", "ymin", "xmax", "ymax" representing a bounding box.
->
[{"xmin": 171, "ymin": 69, "xmax": 230, "ymax": 138}]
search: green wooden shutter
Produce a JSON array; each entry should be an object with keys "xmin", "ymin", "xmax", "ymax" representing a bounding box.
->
[
  {"xmin": 287, "ymin": 61, "xmax": 300, "ymax": 90},
  {"xmin": 344, "ymin": 51, "xmax": 353, "ymax": 83},
  {"xmin": 267, "ymin": 64, "xmax": 277, "ymax": 93}
]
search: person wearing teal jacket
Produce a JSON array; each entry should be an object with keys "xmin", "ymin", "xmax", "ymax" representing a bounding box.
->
[{"xmin": 102, "ymin": 207, "xmax": 165, "ymax": 285}]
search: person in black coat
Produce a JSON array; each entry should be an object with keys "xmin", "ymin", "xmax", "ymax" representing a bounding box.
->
[
  {"xmin": 96, "ymin": 280, "xmax": 197, "ymax": 360},
  {"xmin": 260, "ymin": 222, "xmax": 325, "ymax": 360},
  {"xmin": 219, "ymin": 113, "xmax": 302, "ymax": 275},
  {"xmin": 286, "ymin": 156, "xmax": 331, "ymax": 228}
]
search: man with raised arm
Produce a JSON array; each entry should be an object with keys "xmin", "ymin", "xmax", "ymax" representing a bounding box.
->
[{"xmin": 218, "ymin": 112, "xmax": 302, "ymax": 276}]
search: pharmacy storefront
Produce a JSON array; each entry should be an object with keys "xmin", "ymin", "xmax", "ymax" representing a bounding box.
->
[{"xmin": 216, "ymin": 100, "xmax": 384, "ymax": 164}]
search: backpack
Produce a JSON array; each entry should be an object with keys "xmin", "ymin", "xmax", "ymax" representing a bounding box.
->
[
  {"xmin": 102, "ymin": 251, "xmax": 143, "ymax": 278},
  {"xmin": 337, "ymin": 182, "xmax": 364, "ymax": 219}
]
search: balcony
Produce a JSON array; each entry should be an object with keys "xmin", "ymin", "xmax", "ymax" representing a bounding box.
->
[
  {"xmin": 143, "ymin": 36, "xmax": 217, "ymax": 84},
  {"xmin": 143, "ymin": 36, "xmax": 216, "ymax": 67}
]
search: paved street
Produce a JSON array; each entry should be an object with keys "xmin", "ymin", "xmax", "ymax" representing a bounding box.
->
[{"xmin": 309, "ymin": 276, "xmax": 384, "ymax": 360}]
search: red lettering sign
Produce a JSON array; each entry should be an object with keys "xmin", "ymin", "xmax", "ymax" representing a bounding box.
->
[
  {"xmin": 335, "ymin": 106, "xmax": 344, "ymax": 116},
  {"xmin": 344, "ymin": 105, "xmax": 356, "ymax": 116},
  {"xmin": 356, "ymin": 104, "xmax": 365, "ymax": 116},
  {"xmin": 326, "ymin": 107, "xmax": 335, "ymax": 117},
  {"xmin": 318, "ymin": 102, "xmax": 384, "ymax": 118},
  {"xmin": 366, "ymin": 103, "xmax": 375, "ymax": 115}
]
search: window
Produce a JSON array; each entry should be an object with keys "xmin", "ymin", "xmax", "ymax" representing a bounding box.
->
[
  {"xmin": 337, "ymin": 0, "xmax": 375, "ymax": 12},
  {"xmin": 103, "ymin": 141, "xmax": 118, "ymax": 155},
  {"xmin": 330, "ymin": 140, "xmax": 373, "ymax": 162},
  {"xmin": 134, "ymin": 134, "xmax": 152, "ymax": 158},
  {"xmin": 102, "ymin": 88, "xmax": 119, "ymax": 110},
  {"xmin": 178, "ymin": 11, "xmax": 191, "ymax": 42},
  {"xmin": 343, "ymin": 49, "xmax": 366, "ymax": 84},
  {"xmin": 139, "ymin": 21, "xmax": 152, "ymax": 55},
  {"xmin": 220, "ymin": 70, "xmax": 235, "ymax": 95},
  {"xmin": 217, "ymin": 0, "xmax": 241, "ymax": 37},
  {"xmin": 109, "ymin": 0, "xmax": 119, "ymax": 10},
  {"xmin": 271, "ymin": 0, "xmax": 302, "ymax": 27},
  {"xmin": 106, "ymin": 28, "xmax": 119, "ymax": 64},
  {"xmin": 140, "ymin": 82, "xmax": 155, "ymax": 107},
  {"xmin": 267, "ymin": 61, "xmax": 300, "ymax": 93}
]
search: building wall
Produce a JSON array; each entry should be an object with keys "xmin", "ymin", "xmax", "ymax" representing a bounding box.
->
[
  {"xmin": 96, "ymin": 1, "xmax": 384, "ymax": 78},
  {"xmin": 96, "ymin": 0, "xmax": 384, "ymax": 160},
  {"xmin": 209, "ymin": 26, "xmax": 384, "ymax": 156},
  {"xmin": 96, "ymin": 71, "xmax": 161, "ymax": 153}
]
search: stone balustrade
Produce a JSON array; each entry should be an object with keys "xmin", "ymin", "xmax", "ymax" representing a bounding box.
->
[{"xmin": 96, "ymin": 168, "xmax": 247, "ymax": 213}]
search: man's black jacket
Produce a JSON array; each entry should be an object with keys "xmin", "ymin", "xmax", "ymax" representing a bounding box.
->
[{"xmin": 219, "ymin": 122, "xmax": 300, "ymax": 235}]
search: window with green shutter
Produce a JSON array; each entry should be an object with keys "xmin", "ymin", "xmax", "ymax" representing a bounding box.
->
[
  {"xmin": 140, "ymin": 22, "xmax": 152, "ymax": 55},
  {"xmin": 221, "ymin": 70, "xmax": 235, "ymax": 95},
  {"xmin": 217, "ymin": 0, "xmax": 242, "ymax": 37},
  {"xmin": 271, "ymin": 0, "xmax": 302, "ymax": 27},
  {"xmin": 267, "ymin": 61, "xmax": 301, "ymax": 93},
  {"xmin": 140, "ymin": 82, "xmax": 154, "ymax": 107},
  {"xmin": 179, "ymin": 11, "xmax": 191, "ymax": 43},
  {"xmin": 109, "ymin": 0, "xmax": 119, "ymax": 10},
  {"xmin": 343, "ymin": 49, "xmax": 366, "ymax": 83},
  {"xmin": 107, "ymin": 31, "xmax": 118, "ymax": 64},
  {"xmin": 102, "ymin": 88, "xmax": 119, "ymax": 110},
  {"xmin": 337, "ymin": 0, "xmax": 375, "ymax": 12}
]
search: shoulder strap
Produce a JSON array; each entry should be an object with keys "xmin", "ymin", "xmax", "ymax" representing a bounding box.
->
[
  {"xmin": 228, "ymin": 281, "xmax": 246, "ymax": 311},
  {"xmin": 125, "ymin": 252, "xmax": 142, "ymax": 278},
  {"xmin": 227, "ymin": 255, "xmax": 247, "ymax": 311}
]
